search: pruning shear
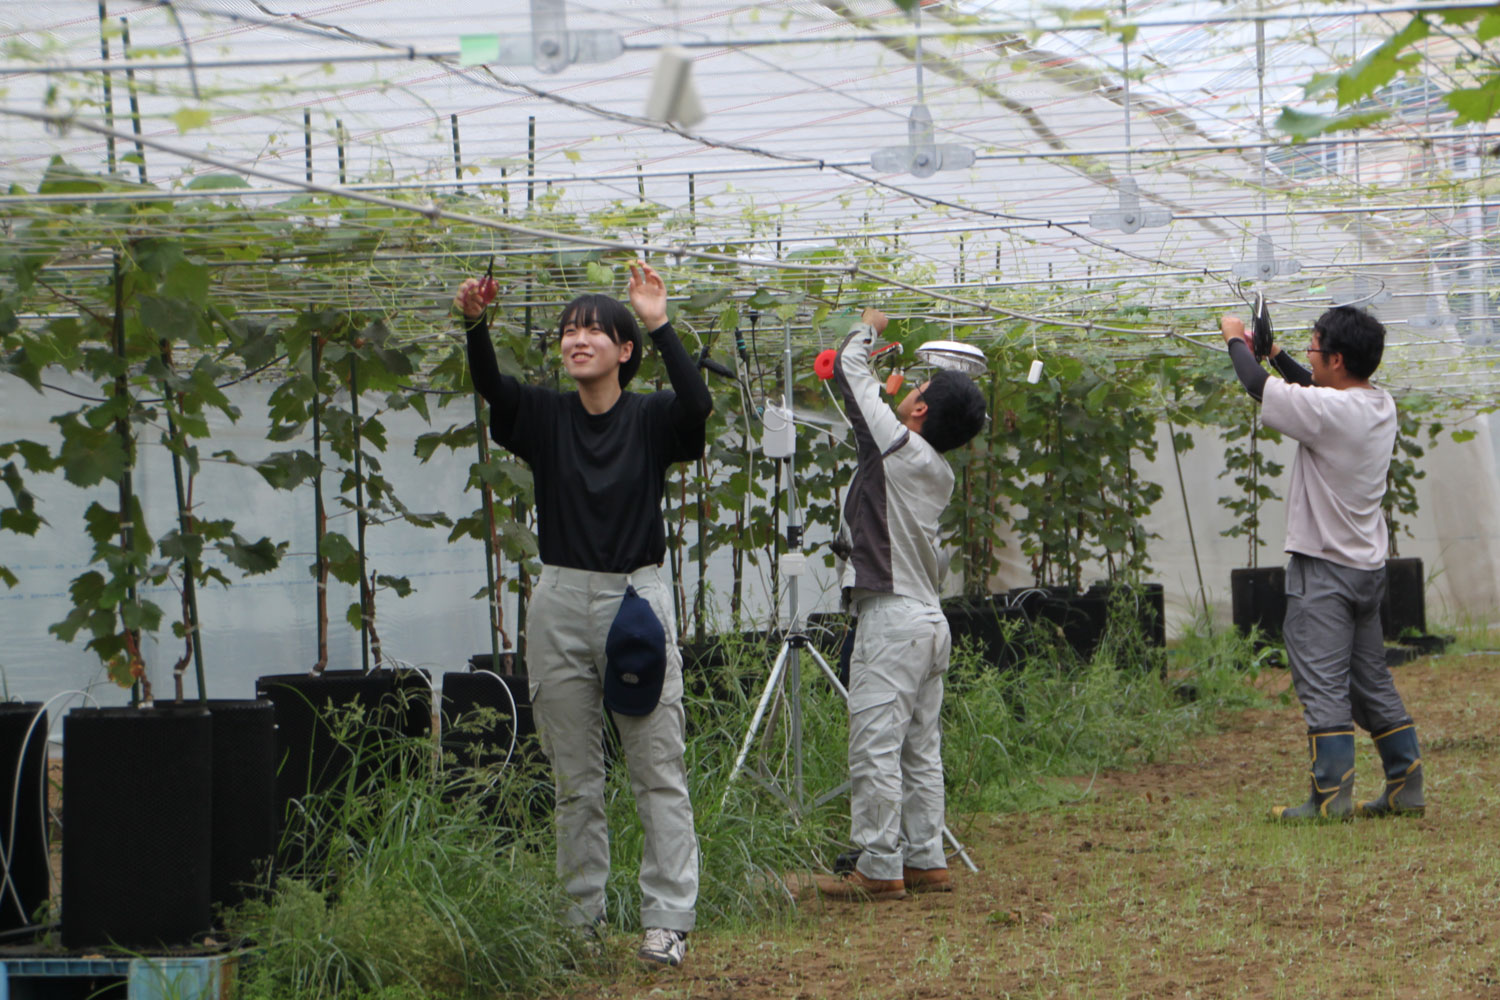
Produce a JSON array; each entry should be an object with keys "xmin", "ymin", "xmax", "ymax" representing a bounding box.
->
[
  {"xmin": 473, "ymin": 255, "xmax": 496, "ymax": 317},
  {"xmin": 1251, "ymin": 290, "xmax": 1274, "ymax": 360}
]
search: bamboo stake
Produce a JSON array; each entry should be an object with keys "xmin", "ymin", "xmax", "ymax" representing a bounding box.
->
[
  {"xmin": 351, "ymin": 354, "xmax": 370, "ymax": 672},
  {"xmin": 1166, "ymin": 416, "xmax": 1206, "ymax": 610},
  {"xmin": 695, "ymin": 454, "xmax": 708, "ymax": 644},
  {"xmin": 455, "ymin": 103, "xmax": 506, "ymax": 668},
  {"xmin": 312, "ymin": 334, "xmax": 329, "ymax": 675},
  {"xmin": 450, "ymin": 113, "xmax": 463, "ymax": 194},
  {"xmin": 161, "ymin": 339, "xmax": 207, "ymax": 702},
  {"xmin": 111, "ymin": 254, "xmax": 145, "ymax": 701},
  {"xmin": 120, "ymin": 18, "xmax": 147, "ymax": 185},
  {"xmin": 97, "ymin": 2, "xmax": 116, "ymax": 175}
]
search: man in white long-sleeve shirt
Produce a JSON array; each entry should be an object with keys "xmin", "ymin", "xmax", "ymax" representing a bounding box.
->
[
  {"xmin": 1221, "ymin": 305, "xmax": 1425, "ymax": 821},
  {"xmin": 816, "ymin": 308, "xmax": 986, "ymax": 901}
]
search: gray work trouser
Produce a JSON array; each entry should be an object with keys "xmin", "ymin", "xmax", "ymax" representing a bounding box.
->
[
  {"xmin": 526, "ymin": 564, "xmax": 698, "ymax": 932},
  {"xmin": 1284, "ymin": 553, "xmax": 1411, "ymax": 734},
  {"xmin": 847, "ymin": 594, "xmax": 951, "ymax": 882}
]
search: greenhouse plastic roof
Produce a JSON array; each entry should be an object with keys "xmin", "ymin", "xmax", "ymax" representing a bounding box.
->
[{"xmin": 1, "ymin": 0, "xmax": 1497, "ymax": 397}]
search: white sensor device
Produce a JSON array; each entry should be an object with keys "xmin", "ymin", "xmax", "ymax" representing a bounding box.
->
[
  {"xmin": 914, "ymin": 340, "xmax": 987, "ymax": 376},
  {"xmin": 1027, "ymin": 359, "xmax": 1044, "ymax": 383},
  {"xmin": 762, "ymin": 404, "xmax": 795, "ymax": 458},
  {"xmin": 644, "ymin": 45, "xmax": 705, "ymax": 127}
]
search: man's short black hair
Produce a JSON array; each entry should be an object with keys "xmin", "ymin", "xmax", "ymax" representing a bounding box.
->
[
  {"xmin": 1313, "ymin": 306, "xmax": 1385, "ymax": 379},
  {"xmin": 556, "ymin": 293, "xmax": 644, "ymax": 387},
  {"xmin": 919, "ymin": 369, "xmax": 986, "ymax": 453}
]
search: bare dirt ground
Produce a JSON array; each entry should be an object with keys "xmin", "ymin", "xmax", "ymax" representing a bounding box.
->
[{"xmin": 575, "ymin": 652, "xmax": 1500, "ymax": 1000}]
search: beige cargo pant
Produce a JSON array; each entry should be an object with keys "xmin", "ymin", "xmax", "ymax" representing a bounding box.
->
[{"xmin": 526, "ymin": 564, "xmax": 698, "ymax": 932}]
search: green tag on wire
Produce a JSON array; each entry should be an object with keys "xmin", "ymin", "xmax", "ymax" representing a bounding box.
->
[{"xmin": 459, "ymin": 34, "xmax": 500, "ymax": 66}]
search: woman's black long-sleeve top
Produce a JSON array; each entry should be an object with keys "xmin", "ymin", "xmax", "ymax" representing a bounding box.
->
[{"xmin": 465, "ymin": 314, "xmax": 713, "ymax": 573}]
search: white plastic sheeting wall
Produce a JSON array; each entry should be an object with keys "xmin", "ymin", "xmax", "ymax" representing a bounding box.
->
[{"xmin": 3, "ymin": 370, "xmax": 1498, "ymax": 708}]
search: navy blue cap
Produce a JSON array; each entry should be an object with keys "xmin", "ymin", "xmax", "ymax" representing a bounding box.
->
[{"xmin": 603, "ymin": 586, "xmax": 667, "ymax": 717}]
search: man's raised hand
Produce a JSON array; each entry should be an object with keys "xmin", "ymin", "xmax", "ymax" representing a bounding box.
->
[{"xmin": 1220, "ymin": 314, "xmax": 1250, "ymax": 349}]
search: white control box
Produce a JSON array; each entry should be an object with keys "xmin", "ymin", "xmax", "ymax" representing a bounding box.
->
[{"xmin": 762, "ymin": 404, "xmax": 795, "ymax": 458}]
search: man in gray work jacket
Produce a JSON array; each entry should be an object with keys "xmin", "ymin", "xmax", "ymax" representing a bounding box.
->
[
  {"xmin": 816, "ymin": 308, "xmax": 986, "ymax": 901},
  {"xmin": 1221, "ymin": 306, "xmax": 1425, "ymax": 821}
]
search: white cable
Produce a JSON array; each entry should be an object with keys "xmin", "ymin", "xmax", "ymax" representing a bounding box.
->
[
  {"xmin": 472, "ymin": 670, "xmax": 520, "ymax": 769},
  {"xmin": 437, "ymin": 666, "xmax": 521, "ymax": 804},
  {"xmin": 4, "ymin": 690, "xmax": 102, "ymax": 913}
]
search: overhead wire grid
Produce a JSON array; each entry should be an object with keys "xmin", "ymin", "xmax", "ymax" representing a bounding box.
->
[{"xmin": 0, "ymin": 0, "xmax": 1495, "ymax": 399}]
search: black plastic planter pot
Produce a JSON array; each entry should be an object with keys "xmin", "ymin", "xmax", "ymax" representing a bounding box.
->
[
  {"xmin": 442, "ymin": 667, "xmax": 534, "ymax": 772},
  {"xmin": 678, "ymin": 631, "xmax": 773, "ymax": 702},
  {"xmin": 804, "ymin": 614, "xmax": 855, "ymax": 689},
  {"xmin": 1006, "ymin": 586, "xmax": 1076, "ymax": 622},
  {"xmin": 62, "ymin": 705, "xmax": 213, "ymax": 949},
  {"xmin": 0, "ymin": 702, "xmax": 48, "ymax": 936},
  {"xmin": 1085, "ymin": 583, "xmax": 1168, "ymax": 649},
  {"xmin": 440, "ymin": 668, "xmax": 549, "ymax": 823},
  {"xmin": 468, "ymin": 650, "xmax": 521, "ymax": 676},
  {"xmin": 205, "ymin": 699, "xmax": 277, "ymax": 912},
  {"xmin": 255, "ymin": 669, "xmax": 431, "ymax": 872},
  {"xmin": 1231, "ymin": 566, "xmax": 1287, "ymax": 642},
  {"xmin": 1032, "ymin": 593, "xmax": 1109, "ymax": 661},
  {"xmin": 943, "ymin": 598, "xmax": 1030, "ymax": 672},
  {"xmin": 1380, "ymin": 557, "xmax": 1426, "ymax": 641},
  {"xmin": 460, "ymin": 654, "xmax": 622, "ymax": 782}
]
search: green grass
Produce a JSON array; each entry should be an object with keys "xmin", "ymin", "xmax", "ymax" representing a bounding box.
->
[
  {"xmin": 1431, "ymin": 614, "xmax": 1500, "ymax": 654},
  {"xmin": 232, "ymin": 741, "xmax": 587, "ymax": 1000},
  {"xmin": 230, "ymin": 606, "xmax": 1271, "ymax": 999}
]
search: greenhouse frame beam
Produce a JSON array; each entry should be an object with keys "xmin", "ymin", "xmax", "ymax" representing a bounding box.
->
[
  {"xmin": 668, "ymin": 208, "xmax": 1500, "ymax": 244},
  {"xmin": 0, "ymin": 129, "xmax": 1482, "ymax": 209},
  {"xmin": 15, "ymin": 298, "xmax": 1491, "ymax": 353},
  {"xmin": 27, "ymin": 245, "xmax": 1500, "ymax": 288},
  {"xmin": 4, "ymin": 109, "xmax": 1494, "ymax": 346},
  {"xmin": 1, "ymin": 1, "xmax": 1483, "ymax": 76},
  {"xmin": 0, "ymin": 105, "xmax": 856, "ymax": 277},
  {"xmin": 4, "ymin": 198, "xmax": 1495, "ymax": 245}
]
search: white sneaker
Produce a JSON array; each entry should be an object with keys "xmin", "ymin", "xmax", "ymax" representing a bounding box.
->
[{"xmin": 637, "ymin": 927, "xmax": 687, "ymax": 967}]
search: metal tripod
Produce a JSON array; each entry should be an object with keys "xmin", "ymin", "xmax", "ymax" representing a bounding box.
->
[{"xmin": 724, "ymin": 449, "xmax": 849, "ymax": 811}]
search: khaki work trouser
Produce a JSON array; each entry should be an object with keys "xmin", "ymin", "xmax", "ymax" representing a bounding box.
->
[
  {"xmin": 847, "ymin": 593, "xmax": 951, "ymax": 881},
  {"xmin": 526, "ymin": 564, "xmax": 698, "ymax": 932}
]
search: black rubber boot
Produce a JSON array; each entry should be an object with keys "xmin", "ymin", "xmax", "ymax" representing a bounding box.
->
[
  {"xmin": 1356, "ymin": 722, "xmax": 1425, "ymax": 818},
  {"xmin": 1272, "ymin": 729, "xmax": 1355, "ymax": 820}
]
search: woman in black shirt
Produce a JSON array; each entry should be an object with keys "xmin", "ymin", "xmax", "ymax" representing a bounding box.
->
[{"xmin": 455, "ymin": 262, "xmax": 710, "ymax": 968}]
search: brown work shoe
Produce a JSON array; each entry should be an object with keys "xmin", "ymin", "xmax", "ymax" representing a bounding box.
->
[
  {"xmin": 814, "ymin": 868, "xmax": 907, "ymax": 901},
  {"xmin": 903, "ymin": 866, "xmax": 952, "ymax": 893}
]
